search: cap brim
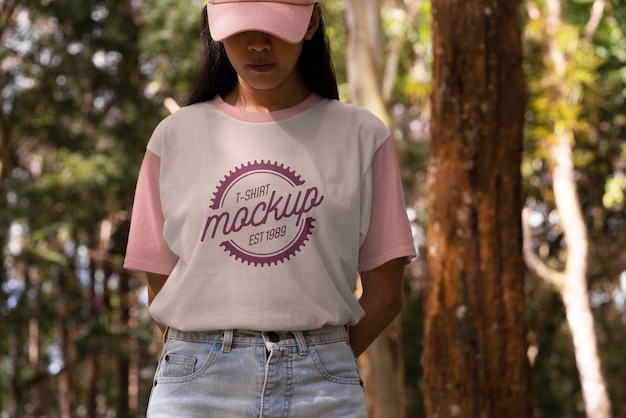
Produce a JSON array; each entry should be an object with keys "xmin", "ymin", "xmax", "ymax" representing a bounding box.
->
[{"xmin": 208, "ymin": 2, "xmax": 315, "ymax": 44}]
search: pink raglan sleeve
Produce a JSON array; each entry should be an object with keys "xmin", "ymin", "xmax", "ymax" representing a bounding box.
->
[
  {"xmin": 358, "ymin": 137, "xmax": 416, "ymax": 273},
  {"xmin": 123, "ymin": 150, "xmax": 179, "ymax": 275}
]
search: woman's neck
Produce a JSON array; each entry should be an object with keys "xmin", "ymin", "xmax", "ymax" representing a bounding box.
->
[{"xmin": 223, "ymin": 81, "xmax": 312, "ymax": 113}]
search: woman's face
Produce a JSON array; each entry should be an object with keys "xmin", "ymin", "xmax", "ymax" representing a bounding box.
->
[
  {"xmin": 219, "ymin": 6, "xmax": 321, "ymax": 108},
  {"xmin": 221, "ymin": 31, "xmax": 306, "ymax": 98}
]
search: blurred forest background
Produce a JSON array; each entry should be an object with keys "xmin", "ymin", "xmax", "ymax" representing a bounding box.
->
[{"xmin": 1, "ymin": 0, "xmax": 625, "ymax": 417}]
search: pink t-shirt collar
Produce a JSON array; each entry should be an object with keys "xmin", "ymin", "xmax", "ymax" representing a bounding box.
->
[{"xmin": 211, "ymin": 93, "xmax": 324, "ymax": 123}]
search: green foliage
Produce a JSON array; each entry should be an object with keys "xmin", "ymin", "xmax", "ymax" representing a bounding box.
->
[
  {"xmin": 139, "ymin": 0, "xmax": 205, "ymax": 104},
  {"xmin": 0, "ymin": 0, "xmax": 164, "ymax": 415},
  {"xmin": 603, "ymin": 164, "xmax": 625, "ymax": 211},
  {"xmin": 525, "ymin": 23, "xmax": 602, "ymax": 148},
  {"xmin": 384, "ymin": 0, "xmax": 433, "ymax": 103},
  {"xmin": 320, "ymin": 0, "xmax": 348, "ymax": 88}
]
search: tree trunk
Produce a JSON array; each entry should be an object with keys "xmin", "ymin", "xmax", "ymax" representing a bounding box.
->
[
  {"xmin": 117, "ymin": 267, "xmax": 131, "ymax": 417},
  {"xmin": 345, "ymin": 1, "xmax": 404, "ymax": 416},
  {"xmin": 551, "ymin": 131, "xmax": 611, "ymax": 418},
  {"xmin": 357, "ymin": 318, "xmax": 405, "ymax": 418},
  {"xmin": 86, "ymin": 351, "xmax": 99, "ymax": 418},
  {"xmin": 424, "ymin": 0, "xmax": 533, "ymax": 417},
  {"xmin": 58, "ymin": 315, "xmax": 77, "ymax": 418},
  {"xmin": 345, "ymin": 0, "xmax": 390, "ymax": 125},
  {"xmin": 10, "ymin": 321, "xmax": 24, "ymax": 418},
  {"xmin": 28, "ymin": 311, "xmax": 45, "ymax": 416},
  {"xmin": 127, "ymin": 276, "xmax": 141, "ymax": 416},
  {"xmin": 522, "ymin": 1, "xmax": 612, "ymax": 416}
]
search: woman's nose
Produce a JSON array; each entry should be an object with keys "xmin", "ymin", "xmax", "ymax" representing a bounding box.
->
[{"xmin": 247, "ymin": 32, "xmax": 272, "ymax": 52}]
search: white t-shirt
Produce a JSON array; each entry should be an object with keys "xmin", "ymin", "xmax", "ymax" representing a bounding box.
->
[{"xmin": 124, "ymin": 94, "xmax": 416, "ymax": 331}]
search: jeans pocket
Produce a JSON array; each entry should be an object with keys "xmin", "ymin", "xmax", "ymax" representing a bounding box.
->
[
  {"xmin": 310, "ymin": 340, "xmax": 362, "ymax": 384},
  {"xmin": 156, "ymin": 339, "xmax": 217, "ymax": 382},
  {"xmin": 159, "ymin": 353, "xmax": 197, "ymax": 379}
]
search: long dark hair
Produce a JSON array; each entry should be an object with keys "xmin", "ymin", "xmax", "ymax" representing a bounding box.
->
[{"xmin": 186, "ymin": 4, "xmax": 339, "ymax": 105}]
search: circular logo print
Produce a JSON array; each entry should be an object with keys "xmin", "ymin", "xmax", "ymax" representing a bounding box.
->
[{"xmin": 200, "ymin": 161, "xmax": 323, "ymax": 266}]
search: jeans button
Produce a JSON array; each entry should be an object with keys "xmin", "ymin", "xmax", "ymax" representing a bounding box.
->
[{"xmin": 266, "ymin": 332, "xmax": 280, "ymax": 343}]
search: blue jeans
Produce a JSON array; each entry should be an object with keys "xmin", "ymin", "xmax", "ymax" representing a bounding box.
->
[{"xmin": 147, "ymin": 326, "xmax": 368, "ymax": 417}]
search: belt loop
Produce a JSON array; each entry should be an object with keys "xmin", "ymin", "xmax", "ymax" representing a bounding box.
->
[
  {"xmin": 162, "ymin": 327, "xmax": 170, "ymax": 345},
  {"xmin": 293, "ymin": 331, "xmax": 308, "ymax": 356},
  {"xmin": 222, "ymin": 330, "xmax": 233, "ymax": 353}
]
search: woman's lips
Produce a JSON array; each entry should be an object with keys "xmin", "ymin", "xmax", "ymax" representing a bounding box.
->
[{"xmin": 248, "ymin": 63, "xmax": 276, "ymax": 73}]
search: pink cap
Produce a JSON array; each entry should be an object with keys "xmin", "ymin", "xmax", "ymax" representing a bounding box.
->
[{"xmin": 207, "ymin": 0, "xmax": 316, "ymax": 44}]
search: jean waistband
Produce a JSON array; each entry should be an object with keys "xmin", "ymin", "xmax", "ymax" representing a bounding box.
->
[
  {"xmin": 165, "ymin": 325, "xmax": 349, "ymax": 357},
  {"xmin": 166, "ymin": 325, "xmax": 347, "ymax": 345}
]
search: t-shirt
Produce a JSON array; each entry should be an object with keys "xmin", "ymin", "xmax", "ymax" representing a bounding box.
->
[{"xmin": 124, "ymin": 94, "xmax": 416, "ymax": 331}]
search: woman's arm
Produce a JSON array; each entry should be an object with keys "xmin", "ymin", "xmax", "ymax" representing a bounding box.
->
[
  {"xmin": 348, "ymin": 258, "xmax": 405, "ymax": 357},
  {"xmin": 146, "ymin": 272, "xmax": 168, "ymax": 334}
]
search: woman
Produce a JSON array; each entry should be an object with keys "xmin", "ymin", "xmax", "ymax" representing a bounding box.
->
[{"xmin": 124, "ymin": 0, "xmax": 416, "ymax": 416}]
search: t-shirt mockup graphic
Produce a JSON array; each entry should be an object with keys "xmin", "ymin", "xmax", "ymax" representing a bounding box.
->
[{"xmin": 124, "ymin": 94, "xmax": 416, "ymax": 331}]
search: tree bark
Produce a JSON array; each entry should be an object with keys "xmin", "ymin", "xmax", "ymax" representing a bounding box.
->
[{"xmin": 424, "ymin": 0, "xmax": 533, "ymax": 416}]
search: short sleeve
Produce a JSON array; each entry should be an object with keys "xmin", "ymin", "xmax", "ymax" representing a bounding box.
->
[
  {"xmin": 123, "ymin": 150, "xmax": 179, "ymax": 274},
  {"xmin": 358, "ymin": 138, "xmax": 416, "ymax": 272}
]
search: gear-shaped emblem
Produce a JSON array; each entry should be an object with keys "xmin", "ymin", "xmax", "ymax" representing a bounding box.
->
[{"xmin": 201, "ymin": 160, "xmax": 323, "ymax": 266}]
